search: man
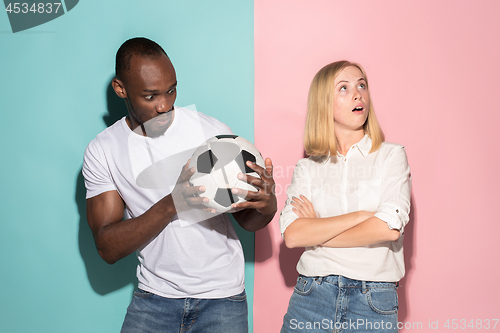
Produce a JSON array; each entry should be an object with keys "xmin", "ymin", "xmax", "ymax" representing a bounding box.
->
[{"xmin": 83, "ymin": 37, "xmax": 277, "ymax": 332}]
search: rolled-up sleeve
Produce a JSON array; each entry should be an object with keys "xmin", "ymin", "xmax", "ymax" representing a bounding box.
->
[
  {"xmin": 82, "ymin": 139, "xmax": 117, "ymax": 199},
  {"xmin": 374, "ymin": 146, "xmax": 412, "ymax": 233},
  {"xmin": 279, "ymin": 161, "xmax": 311, "ymax": 236}
]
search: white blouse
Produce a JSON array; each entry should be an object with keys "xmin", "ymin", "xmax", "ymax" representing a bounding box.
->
[{"xmin": 279, "ymin": 135, "xmax": 411, "ymax": 282}]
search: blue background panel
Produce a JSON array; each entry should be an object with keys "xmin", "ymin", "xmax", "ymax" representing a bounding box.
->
[{"xmin": 0, "ymin": 1, "xmax": 254, "ymax": 332}]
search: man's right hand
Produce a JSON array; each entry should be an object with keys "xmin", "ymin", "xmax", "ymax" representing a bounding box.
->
[{"xmin": 170, "ymin": 160, "xmax": 216, "ymax": 214}]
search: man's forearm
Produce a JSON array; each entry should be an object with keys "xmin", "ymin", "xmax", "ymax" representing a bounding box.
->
[
  {"xmin": 232, "ymin": 208, "xmax": 274, "ymax": 232},
  {"xmin": 93, "ymin": 195, "xmax": 177, "ymax": 264}
]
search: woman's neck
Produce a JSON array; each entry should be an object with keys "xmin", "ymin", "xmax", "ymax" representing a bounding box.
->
[{"xmin": 336, "ymin": 128, "xmax": 365, "ymax": 156}]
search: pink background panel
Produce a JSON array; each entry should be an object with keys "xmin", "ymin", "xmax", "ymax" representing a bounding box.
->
[{"xmin": 254, "ymin": 0, "xmax": 500, "ymax": 332}]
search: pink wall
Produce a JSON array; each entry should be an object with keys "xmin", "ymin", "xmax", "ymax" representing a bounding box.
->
[{"xmin": 254, "ymin": 0, "xmax": 500, "ymax": 331}]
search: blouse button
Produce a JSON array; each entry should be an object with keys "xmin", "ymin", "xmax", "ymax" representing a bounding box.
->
[{"xmin": 396, "ymin": 209, "xmax": 399, "ymax": 213}]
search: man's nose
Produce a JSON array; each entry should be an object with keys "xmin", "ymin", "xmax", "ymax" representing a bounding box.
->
[{"xmin": 156, "ymin": 97, "xmax": 169, "ymax": 113}]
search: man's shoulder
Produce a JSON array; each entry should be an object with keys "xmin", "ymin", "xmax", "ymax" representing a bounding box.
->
[
  {"xmin": 90, "ymin": 117, "xmax": 127, "ymax": 143},
  {"xmin": 94, "ymin": 117, "xmax": 128, "ymax": 139},
  {"xmin": 85, "ymin": 117, "xmax": 128, "ymax": 154},
  {"xmin": 176, "ymin": 106, "xmax": 232, "ymax": 135}
]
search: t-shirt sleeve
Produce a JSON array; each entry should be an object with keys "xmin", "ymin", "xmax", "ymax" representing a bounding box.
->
[
  {"xmin": 279, "ymin": 161, "xmax": 311, "ymax": 236},
  {"xmin": 374, "ymin": 146, "xmax": 412, "ymax": 233},
  {"xmin": 82, "ymin": 138, "xmax": 117, "ymax": 199},
  {"xmin": 215, "ymin": 121, "xmax": 233, "ymax": 136},
  {"xmin": 197, "ymin": 111, "xmax": 234, "ymax": 138}
]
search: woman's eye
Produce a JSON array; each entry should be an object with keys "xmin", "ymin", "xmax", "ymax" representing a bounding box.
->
[
  {"xmin": 340, "ymin": 85, "xmax": 347, "ymax": 91},
  {"xmin": 359, "ymin": 83, "xmax": 366, "ymax": 89}
]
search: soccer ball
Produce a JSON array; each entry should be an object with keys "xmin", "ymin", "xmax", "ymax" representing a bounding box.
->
[{"xmin": 188, "ymin": 135, "xmax": 265, "ymax": 213}]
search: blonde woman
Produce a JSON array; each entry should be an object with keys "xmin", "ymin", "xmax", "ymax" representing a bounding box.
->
[{"xmin": 280, "ymin": 61, "xmax": 411, "ymax": 333}]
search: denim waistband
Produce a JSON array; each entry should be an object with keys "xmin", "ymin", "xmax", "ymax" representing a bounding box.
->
[{"xmin": 308, "ymin": 275, "xmax": 398, "ymax": 289}]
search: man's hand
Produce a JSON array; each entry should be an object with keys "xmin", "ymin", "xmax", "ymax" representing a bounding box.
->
[
  {"xmin": 170, "ymin": 160, "xmax": 216, "ymax": 214},
  {"xmin": 230, "ymin": 157, "xmax": 277, "ymax": 231}
]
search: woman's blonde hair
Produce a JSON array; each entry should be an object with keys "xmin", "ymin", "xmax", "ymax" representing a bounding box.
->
[{"xmin": 304, "ymin": 60, "xmax": 384, "ymax": 158}]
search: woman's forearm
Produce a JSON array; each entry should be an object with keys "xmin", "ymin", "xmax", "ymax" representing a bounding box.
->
[
  {"xmin": 321, "ymin": 216, "xmax": 401, "ymax": 248},
  {"xmin": 283, "ymin": 211, "xmax": 372, "ymax": 248}
]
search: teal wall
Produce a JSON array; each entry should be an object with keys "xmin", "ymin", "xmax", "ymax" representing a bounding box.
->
[{"xmin": 0, "ymin": 1, "xmax": 255, "ymax": 332}]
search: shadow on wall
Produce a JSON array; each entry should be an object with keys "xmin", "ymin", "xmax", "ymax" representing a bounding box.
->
[
  {"xmin": 397, "ymin": 195, "xmax": 416, "ymax": 324},
  {"xmin": 254, "ymin": 227, "xmax": 274, "ymax": 264},
  {"xmin": 75, "ymin": 77, "xmax": 137, "ymax": 295},
  {"xmin": 279, "ymin": 242, "xmax": 303, "ymax": 288},
  {"xmin": 230, "ymin": 215, "xmax": 257, "ymax": 264},
  {"xmin": 76, "ymin": 170, "xmax": 138, "ymax": 295},
  {"xmin": 275, "ymin": 152, "xmax": 307, "ymax": 286},
  {"xmin": 103, "ymin": 77, "xmax": 126, "ymax": 127}
]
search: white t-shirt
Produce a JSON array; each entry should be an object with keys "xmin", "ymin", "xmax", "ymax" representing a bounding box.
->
[
  {"xmin": 83, "ymin": 106, "xmax": 245, "ymax": 298},
  {"xmin": 280, "ymin": 135, "xmax": 411, "ymax": 282}
]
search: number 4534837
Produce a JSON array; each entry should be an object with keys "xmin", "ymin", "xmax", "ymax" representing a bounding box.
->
[
  {"xmin": 5, "ymin": 3, "xmax": 62, "ymax": 14},
  {"xmin": 444, "ymin": 319, "xmax": 498, "ymax": 330}
]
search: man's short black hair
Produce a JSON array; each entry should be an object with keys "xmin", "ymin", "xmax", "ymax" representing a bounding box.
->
[{"xmin": 115, "ymin": 37, "xmax": 168, "ymax": 82}]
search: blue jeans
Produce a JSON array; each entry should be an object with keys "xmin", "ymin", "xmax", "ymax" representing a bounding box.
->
[
  {"xmin": 121, "ymin": 289, "xmax": 248, "ymax": 333},
  {"xmin": 281, "ymin": 275, "xmax": 399, "ymax": 333}
]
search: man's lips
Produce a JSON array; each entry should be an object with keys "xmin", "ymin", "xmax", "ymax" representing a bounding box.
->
[{"xmin": 154, "ymin": 112, "xmax": 173, "ymax": 125}]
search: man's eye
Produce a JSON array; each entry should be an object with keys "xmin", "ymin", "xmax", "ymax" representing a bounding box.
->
[
  {"xmin": 145, "ymin": 95, "xmax": 154, "ymax": 100},
  {"xmin": 168, "ymin": 88, "xmax": 176, "ymax": 94}
]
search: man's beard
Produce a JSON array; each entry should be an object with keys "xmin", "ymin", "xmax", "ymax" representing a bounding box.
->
[
  {"xmin": 139, "ymin": 112, "xmax": 173, "ymax": 138},
  {"xmin": 129, "ymin": 102, "xmax": 174, "ymax": 138}
]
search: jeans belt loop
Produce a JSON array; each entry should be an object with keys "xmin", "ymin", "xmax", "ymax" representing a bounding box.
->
[{"xmin": 362, "ymin": 280, "xmax": 367, "ymax": 294}]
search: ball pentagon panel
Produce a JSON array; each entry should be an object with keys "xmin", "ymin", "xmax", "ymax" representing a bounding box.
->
[{"xmin": 188, "ymin": 135, "xmax": 265, "ymax": 213}]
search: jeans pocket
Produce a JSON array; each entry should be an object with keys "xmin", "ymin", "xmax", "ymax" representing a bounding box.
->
[
  {"xmin": 133, "ymin": 289, "xmax": 153, "ymax": 298},
  {"xmin": 228, "ymin": 290, "xmax": 247, "ymax": 302},
  {"xmin": 293, "ymin": 275, "xmax": 315, "ymax": 296},
  {"xmin": 366, "ymin": 286, "xmax": 399, "ymax": 315}
]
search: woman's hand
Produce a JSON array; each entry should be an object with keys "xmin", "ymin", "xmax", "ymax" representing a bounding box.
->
[{"xmin": 291, "ymin": 195, "xmax": 317, "ymax": 219}]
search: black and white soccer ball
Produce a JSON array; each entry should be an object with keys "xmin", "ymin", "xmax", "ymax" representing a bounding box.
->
[{"xmin": 188, "ymin": 135, "xmax": 265, "ymax": 213}]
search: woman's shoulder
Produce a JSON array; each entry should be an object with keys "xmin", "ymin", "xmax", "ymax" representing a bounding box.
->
[
  {"xmin": 293, "ymin": 157, "xmax": 310, "ymax": 168},
  {"xmin": 293, "ymin": 156, "xmax": 332, "ymax": 170},
  {"xmin": 380, "ymin": 141, "xmax": 406, "ymax": 152},
  {"xmin": 378, "ymin": 141, "xmax": 409, "ymax": 163}
]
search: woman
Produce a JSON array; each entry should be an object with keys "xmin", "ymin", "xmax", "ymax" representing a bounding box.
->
[{"xmin": 280, "ymin": 61, "xmax": 411, "ymax": 333}]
